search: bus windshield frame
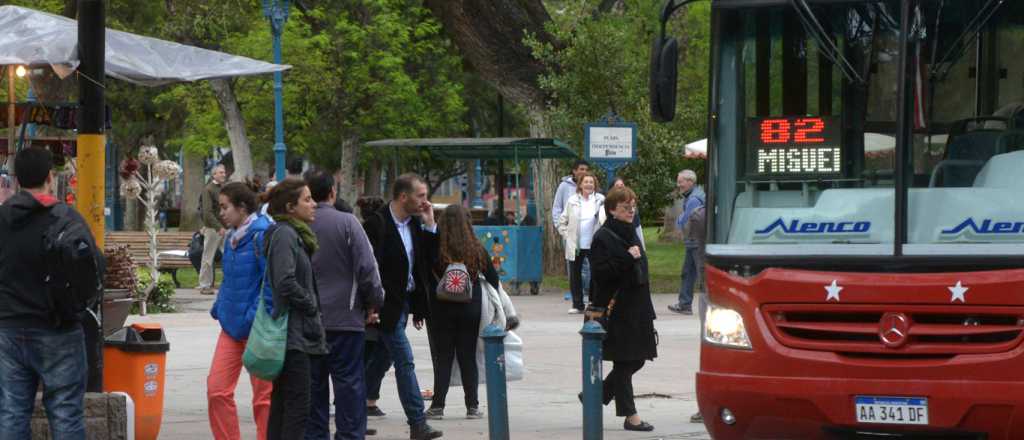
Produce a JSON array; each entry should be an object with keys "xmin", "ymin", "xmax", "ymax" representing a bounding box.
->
[{"xmin": 705, "ymin": 0, "xmax": 1024, "ymax": 267}]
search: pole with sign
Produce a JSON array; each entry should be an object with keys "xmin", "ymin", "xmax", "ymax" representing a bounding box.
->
[{"xmin": 585, "ymin": 112, "xmax": 638, "ymax": 191}]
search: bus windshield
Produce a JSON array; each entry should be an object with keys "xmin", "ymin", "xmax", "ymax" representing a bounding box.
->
[{"xmin": 709, "ymin": 0, "xmax": 1024, "ymax": 257}]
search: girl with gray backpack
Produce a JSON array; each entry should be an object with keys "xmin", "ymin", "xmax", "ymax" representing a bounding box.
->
[{"xmin": 425, "ymin": 204, "xmax": 519, "ymax": 420}]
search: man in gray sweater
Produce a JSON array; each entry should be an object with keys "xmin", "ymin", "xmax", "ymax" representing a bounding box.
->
[
  {"xmin": 305, "ymin": 172, "xmax": 385, "ymax": 440},
  {"xmin": 198, "ymin": 164, "xmax": 227, "ymax": 295}
]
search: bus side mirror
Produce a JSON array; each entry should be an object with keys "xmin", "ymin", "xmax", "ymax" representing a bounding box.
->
[{"xmin": 649, "ymin": 35, "xmax": 679, "ymax": 122}]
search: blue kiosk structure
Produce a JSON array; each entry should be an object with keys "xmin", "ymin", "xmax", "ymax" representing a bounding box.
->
[{"xmin": 365, "ymin": 138, "xmax": 578, "ymax": 295}]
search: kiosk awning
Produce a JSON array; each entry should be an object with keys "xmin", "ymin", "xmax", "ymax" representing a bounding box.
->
[{"xmin": 364, "ymin": 138, "xmax": 577, "ymax": 160}]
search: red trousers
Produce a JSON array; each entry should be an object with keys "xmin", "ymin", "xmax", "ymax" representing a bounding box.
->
[{"xmin": 207, "ymin": 331, "xmax": 273, "ymax": 440}]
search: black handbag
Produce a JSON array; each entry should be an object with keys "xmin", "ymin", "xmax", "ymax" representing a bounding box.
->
[{"xmin": 187, "ymin": 231, "xmax": 223, "ymax": 271}]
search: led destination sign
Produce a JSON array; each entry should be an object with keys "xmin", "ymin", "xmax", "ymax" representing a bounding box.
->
[{"xmin": 747, "ymin": 116, "xmax": 843, "ymax": 177}]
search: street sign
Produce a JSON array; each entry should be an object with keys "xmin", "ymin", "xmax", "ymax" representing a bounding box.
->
[{"xmin": 584, "ymin": 113, "xmax": 637, "ymax": 189}]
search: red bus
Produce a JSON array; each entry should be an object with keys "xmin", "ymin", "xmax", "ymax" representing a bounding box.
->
[{"xmin": 657, "ymin": 0, "xmax": 1024, "ymax": 438}]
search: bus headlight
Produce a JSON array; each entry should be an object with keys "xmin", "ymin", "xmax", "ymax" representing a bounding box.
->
[{"xmin": 704, "ymin": 304, "xmax": 752, "ymax": 349}]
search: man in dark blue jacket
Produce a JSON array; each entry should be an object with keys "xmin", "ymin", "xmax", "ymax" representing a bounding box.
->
[
  {"xmin": 305, "ymin": 172, "xmax": 386, "ymax": 440},
  {"xmin": 0, "ymin": 148, "xmax": 100, "ymax": 439}
]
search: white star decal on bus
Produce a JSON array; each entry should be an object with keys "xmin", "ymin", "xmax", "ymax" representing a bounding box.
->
[
  {"xmin": 948, "ymin": 281, "xmax": 968, "ymax": 303},
  {"xmin": 825, "ymin": 280, "xmax": 843, "ymax": 302}
]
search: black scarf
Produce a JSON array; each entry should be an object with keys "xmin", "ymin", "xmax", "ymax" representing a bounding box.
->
[{"xmin": 605, "ymin": 218, "xmax": 639, "ymax": 245}]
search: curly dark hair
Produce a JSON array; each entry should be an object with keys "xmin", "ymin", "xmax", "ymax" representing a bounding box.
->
[{"xmin": 437, "ymin": 204, "xmax": 488, "ymax": 279}]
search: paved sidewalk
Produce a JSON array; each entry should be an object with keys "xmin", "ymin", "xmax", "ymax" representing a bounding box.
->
[{"xmin": 129, "ymin": 291, "xmax": 710, "ymax": 439}]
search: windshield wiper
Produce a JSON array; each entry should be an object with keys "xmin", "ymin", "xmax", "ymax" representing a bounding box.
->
[
  {"xmin": 791, "ymin": 0, "xmax": 866, "ymax": 84},
  {"xmin": 929, "ymin": 0, "xmax": 1005, "ymax": 82}
]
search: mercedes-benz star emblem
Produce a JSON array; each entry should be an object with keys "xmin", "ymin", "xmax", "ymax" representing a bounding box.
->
[{"xmin": 878, "ymin": 312, "xmax": 912, "ymax": 349}]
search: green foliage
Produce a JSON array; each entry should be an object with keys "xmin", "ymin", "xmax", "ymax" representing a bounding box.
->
[
  {"xmin": 154, "ymin": 0, "xmax": 470, "ymax": 172},
  {"xmin": 543, "ymin": 227, "xmax": 684, "ymax": 293},
  {"xmin": 528, "ymin": 0, "xmax": 711, "ymax": 221},
  {"xmin": 133, "ymin": 269, "xmax": 177, "ymax": 314}
]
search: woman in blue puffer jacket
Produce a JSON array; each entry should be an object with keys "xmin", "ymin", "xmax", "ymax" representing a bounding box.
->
[{"xmin": 207, "ymin": 181, "xmax": 275, "ymax": 440}]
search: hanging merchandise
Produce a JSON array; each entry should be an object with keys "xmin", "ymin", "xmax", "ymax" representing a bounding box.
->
[{"xmin": 0, "ymin": 174, "xmax": 13, "ymax": 205}]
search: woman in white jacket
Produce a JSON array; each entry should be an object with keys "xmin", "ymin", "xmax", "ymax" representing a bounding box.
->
[{"xmin": 557, "ymin": 173, "xmax": 606, "ymax": 314}]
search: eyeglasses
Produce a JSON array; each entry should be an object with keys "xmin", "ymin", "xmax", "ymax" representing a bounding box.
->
[{"xmin": 617, "ymin": 204, "xmax": 637, "ymax": 212}]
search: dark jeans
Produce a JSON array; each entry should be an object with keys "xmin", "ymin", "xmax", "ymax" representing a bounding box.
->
[
  {"xmin": 268, "ymin": 349, "xmax": 312, "ymax": 440},
  {"xmin": 603, "ymin": 360, "xmax": 645, "ymax": 417},
  {"xmin": 364, "ymin": 337, "xmax": 392, "ymax": 402},
  {"xmin": 369, "ymin": 305, "xmax": 426, "ymax": 426},
  {"xmin": 677, "ymin": 245, "xmax": 700, "ymax": 307},
  {"xmin": 569, "ymin": 250, "xmax": 591, "ymax": 310},
  {"xmin": 306, "ymin": 331, "xmax": 366, "ymax": 440},
  {"xmin": 0, "ymin": 325, "xmax": 87, "ymax": 440},
  {"xmin": 428, "ymin": 309, "xmax": 481, "ymax": 410}
]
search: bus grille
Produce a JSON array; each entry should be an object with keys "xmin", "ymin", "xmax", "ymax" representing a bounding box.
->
[{"xmin": 763, "ymin": 304, "xmax": 1024, "ymax": 356}]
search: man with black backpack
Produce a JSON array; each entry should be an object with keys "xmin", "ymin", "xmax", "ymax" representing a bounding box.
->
[{"xmin": 0, "ymin": 147, "xmax": 103, "ymax": 440}]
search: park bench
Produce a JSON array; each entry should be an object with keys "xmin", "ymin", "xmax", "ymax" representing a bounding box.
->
[{"xmin": 105, "ymin": 231, "xmax": 194, "ymax": 288}]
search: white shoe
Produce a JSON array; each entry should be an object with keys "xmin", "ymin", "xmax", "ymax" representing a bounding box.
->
[{"xmin": 568, "ymin": 308, "xmax": 583, "ymax": 314}]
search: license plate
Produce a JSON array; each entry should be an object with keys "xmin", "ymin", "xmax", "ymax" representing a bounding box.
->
[{"xmin": 855, "ymin": 396, "xmax": 929, "ymax": 425}]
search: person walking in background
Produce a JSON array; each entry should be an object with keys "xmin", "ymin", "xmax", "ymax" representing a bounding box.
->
[
  {"xmin": 200, "ymin": 164, "xmax": 229, "ymax": 295},
  {"xmin": 262, "ymin": 179, "xmax": 328, "ymax": 440},
  {"xmin": 669, "ymin": 169, "xmax": 705, "ymax": 315},
  {"xmin": 425, "ymin": 205, "xmax": 503, "ymax": 421},
  {"xmin": 557, "ymin": 173, "xmax": 605, "ymax": 314},
  {"xmin": 587, "ymin": 186, "xmax": 658, "ymax": 432},
  {"xmin": 207, "ymin": 182, "xmax": 275, "ymax": 440},
  {"xmin": 362, "ymin": 174, "xmax": 443, "ymax": 440},
  {"xmin": 305, "ymin": 172, "xmax": 386, "ymax": 440},
  {"xmin": 358, "ymin": 195, "xmax": 392, "ymax": 422},
  {"xmin": 551, "ymin": 160, "xmax": 590, "ymax": 301},
  {"xmin": 0, "ymin": 148, "xmax": 102, "ymax": 440}
]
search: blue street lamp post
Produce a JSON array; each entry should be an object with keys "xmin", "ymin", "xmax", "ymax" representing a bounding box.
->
[{"xmin": 263, "ymin": 0, "xmax": 290, "ymax": 181}]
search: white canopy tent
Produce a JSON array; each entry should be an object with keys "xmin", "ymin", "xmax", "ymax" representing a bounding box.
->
[{"xmin": 0, "ymin": 5, "xmax": 290, "ymax": 86}]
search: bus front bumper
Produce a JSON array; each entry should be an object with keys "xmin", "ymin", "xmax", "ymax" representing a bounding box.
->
[{"xmin": 697, "ymin": 371, "xmax": 1024, "ymax": 439}]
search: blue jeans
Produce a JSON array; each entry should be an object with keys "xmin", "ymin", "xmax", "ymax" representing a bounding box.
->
[
  {"xmin": 306, "ymin": 331, "xmax": 366, "ymax": 440},
  {"xmin": 375, "ymin": 306, "xmax": 426, "ymax": 426},
  {"xmin": 0, "ymin": 325, "xmax": 87, "ymax": 440},
  {"xmin": 678, "ymin": 246, "xmax": 699, "ymax": 307}
]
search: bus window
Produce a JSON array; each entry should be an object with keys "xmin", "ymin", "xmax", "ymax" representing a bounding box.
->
[
  {"xmin": 712, "ymin": 3, "xmax": 903, "ymax": 252},
  {"xmin": 906, "ymin": 1, "xmax": 1024, "ymax": 253}
]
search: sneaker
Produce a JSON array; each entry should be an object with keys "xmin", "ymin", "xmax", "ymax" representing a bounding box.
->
[
  {"xmin": 690, "ymin": 412, "xmax": 704, "ymax": 423},
  {"xmin": 409, "ymin": 422, "xmax": 443, "ymax": 440},
  {"xmin": 667, "ymin": 304, "xmax": 693, "ymax": 315},
  {"xmin": 466, "ymin": 407, "xmax": 484, "ymax": 419},
  {"xmin": 367, "ymin": 406, "xmax": 386, "ymax": 417},
  {"xmin": 199, "ymin": 288, "xmax": 215, "ymax": 296},
  {"xmin": 568, "ymin": 308, "xmax": 583, "ymax": 314},
  {"xmin": 425, "ymin": 407, "xmax": 444, "ymax": 420}
]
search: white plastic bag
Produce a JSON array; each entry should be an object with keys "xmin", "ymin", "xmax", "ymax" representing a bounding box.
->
[{"xmin": 452, "ymin": 330, "xmax": 524, "ymax": 385}]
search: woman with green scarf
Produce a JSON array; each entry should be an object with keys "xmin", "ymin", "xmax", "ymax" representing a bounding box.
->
[{"xmin": 261, "ymin": 178, "xmax": 328, "ymax": 440}]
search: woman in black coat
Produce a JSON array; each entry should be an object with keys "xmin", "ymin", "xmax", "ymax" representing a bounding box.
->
[{"xmin": 587, "ymin": 186, "xmax": 658, "ymax": 432}]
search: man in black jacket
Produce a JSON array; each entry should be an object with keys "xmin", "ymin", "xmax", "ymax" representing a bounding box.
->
[
  {"xmin": 362, "ymin": 173, "xmax": 443, "ymax": 440},
  {"xmin": 0, "ymin": 148, "xmax": 99, "ymax": 439}
]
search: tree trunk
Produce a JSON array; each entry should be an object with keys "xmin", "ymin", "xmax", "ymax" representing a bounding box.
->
[
  {"xmin": 179, "ymin": 151, "xmax": 204, "ymax": 232},
  {"xmin": 526, "ymin": 104, "xmax": 566, "ymax": 276},
  {"xmin": 363, "ymin": 159, "xmax": 382, "ymax": 197},
  {"xmin": 338, "ymin": 135, "xmax": 360, "ymax": 205},
  {"xmin": 423, "ymin": 0, "xmax": 555, "ymax": 106},
  {"xmin": 209, "ymin": 78, "xmax": 254, "ymax": 181}
]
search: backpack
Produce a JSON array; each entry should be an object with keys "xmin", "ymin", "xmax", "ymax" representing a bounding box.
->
[
  {"xmin": 436, "ymin": 262, "xmax": 473, "ymax": 304},
  {"xmin": 43, "ymin": 204, "xmax": 104, "ymax": 327}
]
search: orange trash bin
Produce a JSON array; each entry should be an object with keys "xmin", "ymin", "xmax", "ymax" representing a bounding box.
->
[{"xmin": 103, "ymin": 323, "xmax": 171, "ymax": 440}]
